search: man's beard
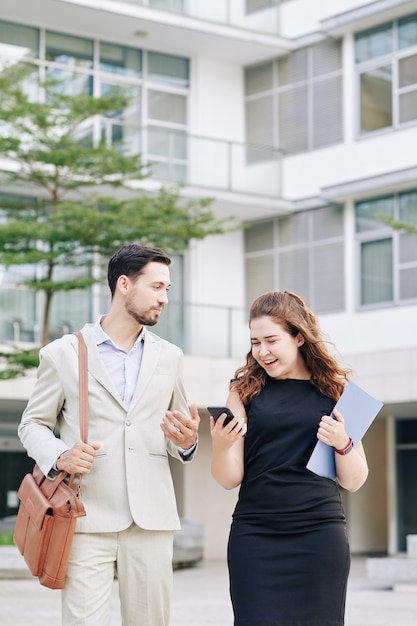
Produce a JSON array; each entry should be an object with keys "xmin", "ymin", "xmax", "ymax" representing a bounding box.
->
[{"xmin": 126, "ymin": 306, "xmax": 159, "ymax": 327}]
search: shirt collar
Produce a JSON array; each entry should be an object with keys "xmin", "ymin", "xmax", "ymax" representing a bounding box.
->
[{"xmin": 91, "ymin": 316, "xmax": 144, "ymax": 349}]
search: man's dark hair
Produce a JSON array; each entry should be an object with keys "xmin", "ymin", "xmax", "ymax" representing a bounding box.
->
[{"xmin": 107, "ymin": 244, "xmax": 171, "ymax": 297}]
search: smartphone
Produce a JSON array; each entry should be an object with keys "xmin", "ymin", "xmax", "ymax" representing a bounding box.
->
[{"xmin": 207, "ymin": 406, "xmax": 235, "ymax": 427}]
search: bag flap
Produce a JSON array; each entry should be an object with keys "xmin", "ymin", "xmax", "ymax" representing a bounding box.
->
[{"xmin": 17, "ymin": 473, "xmax": 53, "ymax": 530}]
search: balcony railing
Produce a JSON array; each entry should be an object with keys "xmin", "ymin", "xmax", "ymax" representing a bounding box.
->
[
  {"xmin": 0, "ymin": 287, "xmax": 249, "ymax": 359},
  {"xmin": 123, "ymin": 0, "xmax": 281, "ymax": 35},
  {"xmin": 99, "ymin": 122, "xmax": 283, "ymax": 197}
]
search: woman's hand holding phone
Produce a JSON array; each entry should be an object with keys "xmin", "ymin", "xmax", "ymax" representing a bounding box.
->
[{"xmin": 207, "ymin": 406, "xmax": 247, "ymax": 441}]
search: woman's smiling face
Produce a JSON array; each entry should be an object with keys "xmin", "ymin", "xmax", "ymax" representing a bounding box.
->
[{"xmin": 250, "ymin": 316, "xmax": 309, "ymax": 380}]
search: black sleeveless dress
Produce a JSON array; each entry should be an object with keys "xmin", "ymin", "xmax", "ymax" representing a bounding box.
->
[{"xmin": 227, "ymin": 379, "xmax": 350, "ymax": 626}]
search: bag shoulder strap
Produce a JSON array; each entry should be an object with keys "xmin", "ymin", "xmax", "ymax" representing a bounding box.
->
[{"xmin": 73, "ymin": 331, "xmax": 88, "ymax": 443}]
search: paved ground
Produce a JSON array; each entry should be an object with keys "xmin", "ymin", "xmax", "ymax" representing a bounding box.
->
[{"xmin": 1, "ymin": 546, "xmax": 417, "ymax": 625}]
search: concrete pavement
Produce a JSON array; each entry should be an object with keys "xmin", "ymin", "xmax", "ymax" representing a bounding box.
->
[{"xmin": 1, "ymin": 546, "xmax": 417, "ymax": 625}]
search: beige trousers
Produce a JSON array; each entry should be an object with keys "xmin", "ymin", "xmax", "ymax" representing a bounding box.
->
[{"xmin": 61, "ymin": 524, "xmax": 174, "ymax": 626}]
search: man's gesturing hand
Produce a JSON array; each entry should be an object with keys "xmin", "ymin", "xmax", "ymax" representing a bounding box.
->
[{"xmin": 161, "ymin": 403, "xmax": 200, "ymax": 450}]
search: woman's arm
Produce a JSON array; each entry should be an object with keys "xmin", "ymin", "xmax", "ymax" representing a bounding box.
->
[
  {"xmin": 210, "ymin": 391, "xmax": 247, "ymax": 490},
  {"xmin": 317, "ymin": 409, "xmax": 369, "ymax": 492}
]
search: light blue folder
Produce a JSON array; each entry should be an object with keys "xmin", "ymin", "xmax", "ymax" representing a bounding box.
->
[{"xmin": 306, "ymin": 381, "xmax": 383, "ymax": 480}]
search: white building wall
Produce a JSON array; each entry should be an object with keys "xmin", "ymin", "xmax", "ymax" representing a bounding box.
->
[{"xmin": 280, "ymin": 0, "xmax": 378, "ymax": 37}]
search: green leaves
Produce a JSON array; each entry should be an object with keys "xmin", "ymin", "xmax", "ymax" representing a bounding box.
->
[{"xmin": 0, "ymin": 61, "xmax": 235, "ymax": 353}]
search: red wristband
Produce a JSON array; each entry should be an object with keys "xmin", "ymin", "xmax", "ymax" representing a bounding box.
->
[{"xmin": 334, "ymin": 437, "xmax": 353, "ymax": 455}]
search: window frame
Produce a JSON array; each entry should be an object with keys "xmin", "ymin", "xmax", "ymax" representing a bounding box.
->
[
  {"xmin": 355, "ymin": 191, "xmax": 417, "ymax": 310},
  {"xmin": 354, "ymin": 14, "xmax": 417, "ymax": 138}
]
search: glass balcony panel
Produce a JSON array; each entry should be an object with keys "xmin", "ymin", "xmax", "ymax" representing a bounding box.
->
[
  {"xmin": 154, "ymin": 302, "xmax": 248, "ymax": 359},
  {"xmin": 100, "ymin": 83, "xmax": 141, "ymax": 124},
  {"xmin": 46, "ymin": 67, "xmax": 93, "ymax": 97},
  {"xmin": 0, "ymin": 288, "xmax": 38, "ymax": 343},
  {"xmin": 95, "ymin": 123, "xmax": 281, "ymax": 197},
  {"xmin": 100, "ymin": 121, "xmax": 142, "ymax": 155}
]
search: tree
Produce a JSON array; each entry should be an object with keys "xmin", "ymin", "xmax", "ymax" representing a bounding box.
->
[{"xmin": 0, "ymin": 62, "xmax": 232, "ymax": 372}]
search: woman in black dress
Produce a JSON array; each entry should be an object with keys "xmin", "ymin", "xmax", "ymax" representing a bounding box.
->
[{"xmin": 210, "ymin": 291, "xmax": 369, "ymax": 626}]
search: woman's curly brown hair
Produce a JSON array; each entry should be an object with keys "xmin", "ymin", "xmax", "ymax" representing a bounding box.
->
[{"xmin": 230, "ymin": 291, "xmax": 351, "ymax": 404}]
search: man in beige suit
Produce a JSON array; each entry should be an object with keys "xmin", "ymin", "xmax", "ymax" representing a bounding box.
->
[{"xmin": 18, "ymin": 243, "xmax": 200, "ymax": 626}]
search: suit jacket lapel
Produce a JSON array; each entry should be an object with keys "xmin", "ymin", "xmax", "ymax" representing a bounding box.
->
[{"xmin": 128, "ymin": 329, "xmax": 161, "ymax": 415}]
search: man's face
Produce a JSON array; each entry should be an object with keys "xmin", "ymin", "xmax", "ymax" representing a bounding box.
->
[{"xmin": 124, "ymin": 261, "xmax": 171, "ymax": 327}]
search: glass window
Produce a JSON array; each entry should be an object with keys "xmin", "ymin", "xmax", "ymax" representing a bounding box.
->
[
  {"xmin": 45, "ymin": 31, "xmax": 93, "ymax": 69},
  {"xmin": 100, "ymin": 82, "xmax": 141, "ymax": 124},
  {"xmin": 245, "ymin": 61, "xmax": 273, "ymax": 96},
  {"xmin": 398, "ymin": 13, "xmax": 417, "ymax": 50},
  {"xmin": 360, "ymin": 65, "xmax": 392, "ymax": 132},
  {"xmin": 245, "ymin": 206, "xmax": 344, "ymax": 314},
  {"xmin": 0, "ymin": 20, "xmax": 39, "ymax": 63},
  {"xmin": 355, "ymin": 196, "xmax": 394, "ymax": 232},
  {"xmin": 399, "ymin": 53, "xmax": 417, "ymax": 88},
  {"xmin": 46, "ymin": 67, "xmax": 93, "ymax": 97},
  {"xmin": 355, "ymin": 22, "xmax": 393, "ymax": 63},
  {"xmin": 148, "ymin": 127, "xmax": 187, "ymax": 159},
  {"xmin": 148, "ymin": 90, "xmax": 187, "ymax": 124},
  {"xmin": 399, "ymin": 190, "xmax": 417, "ymax": 221},
  {"xmin": 245, "ymin": 220, "xmax": 274, "ymax": 252},
  {"xmin": 148, "ymin": 51, "xmax": 189, "ymax": 87},
  {"xmin": 356, "ymin": 15, "xmax": 417, "ymax": 134},
  {"xmin": 356, "ymin": 191, "xmax": 417, "ymax": 307},
  {"xmin": 361, "ymin": 238, "xmax": 393, "ymax": 305},
  {"xmin": 99, "ymin": 43, "xmax": 142, "ymax": 79}
]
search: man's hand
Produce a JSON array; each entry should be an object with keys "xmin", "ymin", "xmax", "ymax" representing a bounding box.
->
[
  {"xmin": 56, "ymin": 441, "xmax": 101, "ymax": 474},
  {"xmin": 161, "ymin": 403, "xmax": 200, "ymax": 450}
]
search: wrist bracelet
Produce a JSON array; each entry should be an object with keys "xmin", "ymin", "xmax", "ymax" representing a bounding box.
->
[{"xmin": 334, "ymin": 437, "xmax": 353, "ymax": 455}]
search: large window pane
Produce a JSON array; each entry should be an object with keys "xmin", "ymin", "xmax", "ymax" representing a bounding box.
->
[
  {"xmin": 99, "ymin": 43, "xmax": 142, "ymax": 79},
  {"xmin": 313, "ymin": 206, "xmax": 343, "ymax": 240},
  {"xmin": 246, "ymin": 96, "xmax": 273, "ymax": 145},
  {"xmin": 355, "ymin": 22, "xmax": 393, "ymax": 63},
  {"xmin": 278, "ymin": 48, "xmax": 307, "ymax": 86},
  {"xmin": 148, "ymin": 90, "xmax": 187, "ymax": 124},
  {"xmin": 398, "ymin": 13, "xmax": 417, "ymax": 50},
  {"xmin": 399, "ymin": 190, "xmax": 417, "ymax": 222},
  {"xmin": 361, "ymin": 238, "xmax": 393, "ymax": 304},
  {"xmin": 45, "ymin": 31, "xmax": 93, "ymax": 69},
  {"xmin": 245, "ymin": 61, "xmax": 273, "ymax": 96},
  {"xmin": 245, "ymin": 221, "xmax": 274, "ymax": 252},
  {"xmin": 313, "ymin": 76, "xmax": 343, "ymax": 147},
  {"xmin": 278, "ymin": 212, "xmax": 309, "ymax": 246},
  {"xmin": 246, "ymin": 255, "xmax": 274, "ymax": 307},
  {"xmin": 399, "ymin": 232, "xmax": 417, "ymax": 264},
  {"xmin": 279, "ymin": 85, "xmax": 308, "ymax": 152},
  {"xmin": 399, "ymin": 54, "xmax": 417, "ymax": 88},
  {"xmin": 314, "ymin": 242, "xmax": 344, "ymax": 313},
  {"xmin": 148, "ymin": 51, "xmax": 189, "ymax": 87},
  {"xmin": 400, "ymin": 267, "xmax": 417, "ymax": 299},
  {"xmin": 399, "ymin": 91, "xmax": 417, "ymax": 124},
  {"xmin": 279, "ymin": 248, "xmax": 309, "ymax": 300},
  {"xmin": 148, "ymin": 127, "xmax": 186, "ymax": 159},
  {"xmin": 46, "ymin": 67, "xmax": 93, "ymax": 97},
  {"xmin": 101, "ymin": 82, "xmax": 141, "ymax": 123},
  {"xmin": 0, "ymin": 20, "xmax": 39, "ymax": 64},
  {"xmin": 360, "ymin": 65, "xmax": 392, "ymax": 132},
  {"xmin": 355, "ymin": 196, "xmax": 394, "ymax": 232}
]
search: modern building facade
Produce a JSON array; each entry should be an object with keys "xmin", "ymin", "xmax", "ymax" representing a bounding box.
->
[{"xmin": 0, "ymin": 0, "xmax": 416, "ymax": 560}]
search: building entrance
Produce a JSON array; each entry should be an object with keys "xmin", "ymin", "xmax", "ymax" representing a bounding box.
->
[
  {"xmin": 396, "ymin": 418, "xmax": 417, "ymax": 552},
  {"xmin": 0, "ymin": 448, "xmax": 34, "ymax": 519}
]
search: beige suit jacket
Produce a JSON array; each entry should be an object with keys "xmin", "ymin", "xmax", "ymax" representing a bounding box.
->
[{"xmin": 18, "ymin": 324, "xmax": 192, "ymax": 532}]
